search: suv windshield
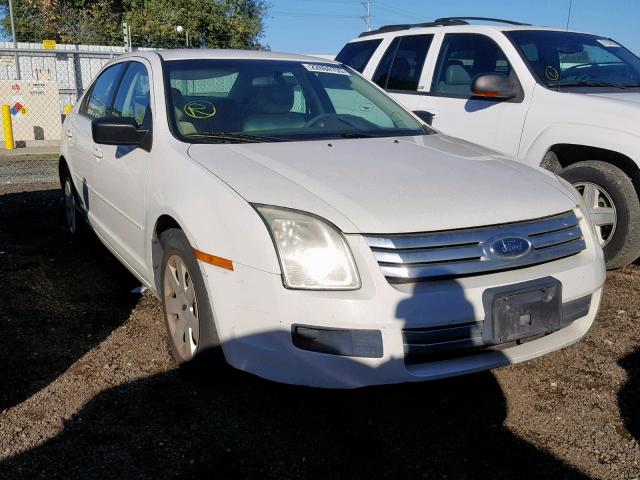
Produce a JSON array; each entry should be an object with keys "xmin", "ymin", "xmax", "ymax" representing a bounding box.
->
[
  {"xmin": 164, "ymin": 59, "xmax": 426, "ymax": 143},
  {"xmin": 506, "ymin": 30, "xmax": 640, "ymax": 88}
]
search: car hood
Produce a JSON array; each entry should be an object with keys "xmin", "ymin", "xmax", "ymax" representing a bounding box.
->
[
  {"xmin": 188, "ymin": 135, "xmax": 577, "ymax": 234},
  {"xmin": 583, "ymin": 90, "xmax": 640, "ymax": 104}
]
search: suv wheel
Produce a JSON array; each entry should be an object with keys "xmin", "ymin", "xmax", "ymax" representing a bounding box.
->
[
  {"xmin": 159, "ymin": 228, "xmax": 224, "ymax": 366},
  {"xmin": 560, "ymin": 160, "xmax": 640, "ymax": 269}
]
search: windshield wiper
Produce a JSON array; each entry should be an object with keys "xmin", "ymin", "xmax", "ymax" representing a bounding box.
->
[
  {"xmin": 183, "ymin": 133, "xmax": 288, "ymax": 143},
  {"xmin": 552, "ymin": 80, "xmax": 627, "ymax": 89},
  {"xmin": 337, "ymin": 132, "xmax": 377, "ymax": 139}
]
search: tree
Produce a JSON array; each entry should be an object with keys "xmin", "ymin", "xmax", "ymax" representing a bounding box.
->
[{"xmin": 0, "ymin": 0, "xmax": 268, "ymax": 49}]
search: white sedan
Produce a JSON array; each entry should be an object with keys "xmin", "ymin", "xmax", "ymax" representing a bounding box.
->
[{"xmin": 60, "ymin": 50, "xmax": 605, "ymax": 388}]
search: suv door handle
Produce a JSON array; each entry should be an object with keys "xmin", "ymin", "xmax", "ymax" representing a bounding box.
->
[
  {"xmin": 92, "ymin": 146, "xmax": 103, "ymax": 159},
  {"xmin": 65, "ymin": 130, "xmax": 73, "ymax": 138}
]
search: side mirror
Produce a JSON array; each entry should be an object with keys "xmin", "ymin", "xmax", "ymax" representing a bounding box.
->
[
  {"xmin": 413, "ymin": 110, "xmax": 435, "ymax": 125},
  {"xmin": 471, "ymin": 73, "xmax": 519, "ymax": 100},
  {"xmin": 92, "ymin": 117, "xmax": 151, "ymax": 151}
]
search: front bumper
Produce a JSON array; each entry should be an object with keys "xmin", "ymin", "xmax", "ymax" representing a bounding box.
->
[{"xmin": 199, "ymin": 232, "xmax": 605, "ymax": 389}]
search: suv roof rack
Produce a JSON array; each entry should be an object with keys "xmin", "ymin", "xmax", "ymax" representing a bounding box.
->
[{"xmin": 358, "ymin": 16, "xmax": 530, "ymax": 37}]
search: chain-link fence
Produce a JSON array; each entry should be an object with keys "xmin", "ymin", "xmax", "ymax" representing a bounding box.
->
[{"xmin": 0, "ymin": 42, "xmax": 137, "ymax": 185}]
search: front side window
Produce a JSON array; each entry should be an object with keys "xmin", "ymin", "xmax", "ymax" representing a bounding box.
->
[
  {"xmin": 83, "ymin": 63, "xmax": 126, "ymax": 118},
  {"xmin": 112, "ymin": 62, "xmax": 152, "ymax": 128},
  {"xmin": 335, "ymin": 39, "xmax": 382, "ymax": 73},
  {"xmin": 506, "ymin": 30, "xmax": 640, "ymax": 88},
  {"xmin": 431, "ymin": 34, "xmax": 513, "ymax": 97},
  {"xmin": 165, "ymin": 59, "xmax": 426, "ymax": 143},
  {"xmin": 373, "ymin": 34, "xmax": 433, "ymax": 91}
]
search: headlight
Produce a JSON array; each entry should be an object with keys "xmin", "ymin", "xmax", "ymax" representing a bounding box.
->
[{"xmin": 255, "ymin": 205, "xmax": 361, "ymax": 290}]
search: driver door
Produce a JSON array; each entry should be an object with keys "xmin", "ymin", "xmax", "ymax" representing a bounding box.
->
[{"xmin": 92, "ymin": 60, "xmax": 154, "ymax": 279}]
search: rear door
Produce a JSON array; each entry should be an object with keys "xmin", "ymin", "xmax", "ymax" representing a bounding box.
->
[{"xmin": 369, "ymin": 33, "xmax": 435, "ymax": 111}]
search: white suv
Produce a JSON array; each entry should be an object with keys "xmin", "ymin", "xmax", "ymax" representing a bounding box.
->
[
  {"xmin": 338, "ymin": 17, "xmax": 640, "ymax": 269},
  {"xmin": 60, "ymin": 49, "xmax": 604, "ymax": 388}
]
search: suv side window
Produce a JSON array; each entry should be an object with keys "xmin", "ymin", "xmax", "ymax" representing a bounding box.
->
[
  {"xmin": 432, "ymin": 33, "xmax": 513, "ymax": 97},
  {"xmin": 335, "ymin": 39, "xmax": 383, "ymax": 73},
  {"xmin": 82, "ymin": 63, "xmax": 126, "ymax": 118},
  {"xmin": 112, "ymin": 62, "xmax": 152, "ymax": 129},
  {"xmin": 372, "ymin": 34, "xmax": 433, "ymax": 91}
]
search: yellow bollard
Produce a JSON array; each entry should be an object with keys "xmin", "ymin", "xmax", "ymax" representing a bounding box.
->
[
  {"xmin": 2, "ymin": 105, "xmax": 14, "ymax": 150},
  {"xmin": 64, "ymin": 104, "xmax": 72, "ymax": 115}
]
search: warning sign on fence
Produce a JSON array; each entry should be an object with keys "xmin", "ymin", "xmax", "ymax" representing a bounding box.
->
[{"xmin": 42, "ymin": 39, "xmax": 57, "ymax": 50}]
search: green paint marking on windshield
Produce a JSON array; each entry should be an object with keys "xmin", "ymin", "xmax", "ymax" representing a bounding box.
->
[{"xmin": 184, "ymin": 100, "xmax": 216, "ymax": 119}]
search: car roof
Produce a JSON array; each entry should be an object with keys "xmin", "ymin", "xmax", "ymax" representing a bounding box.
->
[
  {"xmin": 125, "ymin": 49, "xmax": 335, "ymax": 63},
  {"xmin": 352, "ymin": 24, "xmax": 588, "ymax": 41}
]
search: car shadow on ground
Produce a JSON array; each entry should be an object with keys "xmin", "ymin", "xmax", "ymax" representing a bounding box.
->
[
  {"xmin": 0, "ymin": 346, "xmax": 590, "ymax": 479},
  {"xmin": 0, "ymin": 188, "xmax": 139, "ymax": 410},
  {"xmin": 619, "ymin": 347, "xmax": 639, "ymax": 444}
]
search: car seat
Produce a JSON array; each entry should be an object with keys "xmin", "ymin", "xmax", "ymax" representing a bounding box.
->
[{"xmin": 243, "ymin": 81, "xmax": 305, "ymax": 133}]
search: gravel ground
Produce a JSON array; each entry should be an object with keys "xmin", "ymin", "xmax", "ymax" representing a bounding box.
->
[{"xmin": 0, "ymin": 182, "xmax": 638, "ymax": 480}]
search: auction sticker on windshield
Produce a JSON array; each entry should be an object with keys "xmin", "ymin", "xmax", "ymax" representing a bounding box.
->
[
  {"xmin": 597, "ymin": 39, "xmax": 621, "ymax": 48},
  {"xmin": 302, "ymin": 63, "xmax": 350, "ymax": 75}
]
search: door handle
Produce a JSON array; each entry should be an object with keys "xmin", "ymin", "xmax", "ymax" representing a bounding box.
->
[
  {"xmin": 92, "ymin": 146, "xmax": 103, "ymax": 159},
  {"xmin": 66, "ymin": 130, "xmax": 73, "ymax": 138}
]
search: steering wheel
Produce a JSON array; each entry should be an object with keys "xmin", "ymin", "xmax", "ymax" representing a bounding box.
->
[{"xmin": 305, "ymin": 113, "xmax": 377, "ymax": 130}]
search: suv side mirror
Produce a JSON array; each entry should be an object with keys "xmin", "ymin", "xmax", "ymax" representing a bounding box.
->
[
  {"xmin": 471, "ymin": 73, "xmax": 519, "ymax": 100},
  {"xmin": 413, "ymin": 110, "xmax": 435, "ymax": 125},
  {"xmin": 92, "ymin": 117, "xmax": 151, "ymax": 151}
]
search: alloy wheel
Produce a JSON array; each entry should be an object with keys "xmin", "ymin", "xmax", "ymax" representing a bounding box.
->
[{"xmin": 574, "ymin": 181, "xmax": 617, "ymax": 247}]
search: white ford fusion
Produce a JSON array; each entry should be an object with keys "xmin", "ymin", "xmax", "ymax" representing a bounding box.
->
[{"xmin": 60, "ymin": 50, "xmax": 605, "ymax": 388}]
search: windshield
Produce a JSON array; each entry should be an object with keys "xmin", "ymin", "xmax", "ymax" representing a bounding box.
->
[
  {"xmin": 164, "ymin": 59, "xmax": 426, "ymax": 143},
  {"xmin": 505, "ymin": 30, "xmax": 640, "ymax": 88}
]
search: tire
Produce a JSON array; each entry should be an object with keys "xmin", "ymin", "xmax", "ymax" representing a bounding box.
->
[
  {"xmin": 159, "ymin": 228, "xmax": 224, "ymax": 368},
  {"xmin": 560, "ymin": 160, "xmax": 640, "ymax": 269},
  {"xmin": 60, "ymin": 166, "xmax": 87, "ymax": 238}
]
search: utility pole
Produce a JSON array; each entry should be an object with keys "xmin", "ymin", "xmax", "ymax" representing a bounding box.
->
[
  {"xmin": 8, "ymin": 0, "xmax": 20, "ymax": 79},
  {"xmin": 361, "ymin": 0, "xmax": 371, "ymax": 32},
  {"xmin": 122, "ymin": 22, "xmax": 132, "ymax": 51}
]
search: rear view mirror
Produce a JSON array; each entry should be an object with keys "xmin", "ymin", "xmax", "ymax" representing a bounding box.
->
[
  {"xmin": 92, "ymin": 117, "xmax": 151, "ymax": 151},
  {"xmin": 413, "ymin": 110, "xmax": 435, "ymax": 125},
  {"xmin": 471, "ymin": 73, "xmax": 519, "ymax": 100}
]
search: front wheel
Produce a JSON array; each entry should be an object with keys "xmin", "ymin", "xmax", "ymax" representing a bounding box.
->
[
  {"xmin": 159, "ymin": 228, "xmax": 223, "ymax": 367},
  {"xmin": 560, "ymin": 161, "xmax": 640, "ymax": 269}
]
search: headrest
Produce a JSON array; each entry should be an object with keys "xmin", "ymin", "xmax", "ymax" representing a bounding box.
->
[
  {"xmin": 254, "ymin": 83, "xmax": 295, "ymax": 114},
  {"xmin": 445, "ymin": 64, "xmax": 471, "ymax": 85},
  {"xmin": 171, "ymin": 87, "xmax": 184, "ymax": 105},
  {"xmin": 390, "ymin": 57, "xmax": 411, "ymax": 79}
]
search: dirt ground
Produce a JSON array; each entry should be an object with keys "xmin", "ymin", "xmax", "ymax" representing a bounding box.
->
[{"xmin": 0, "ymin": 181, "xmax": 638, "ymax": 480}]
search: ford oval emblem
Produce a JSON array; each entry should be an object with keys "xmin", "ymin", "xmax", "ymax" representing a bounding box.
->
[{"xmin": 489, "ymin": 236, "xmax": 532, "ymax": 259}]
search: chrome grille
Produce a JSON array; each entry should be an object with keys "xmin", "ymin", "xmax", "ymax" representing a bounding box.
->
[{"xmin": 364, "ymin": 211, "xmax": 586, "ymax": 281}]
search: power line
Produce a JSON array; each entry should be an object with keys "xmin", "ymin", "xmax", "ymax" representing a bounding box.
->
[{"xmin": 566, "ymin": 0, "xmax": 573, "ymax": 30}]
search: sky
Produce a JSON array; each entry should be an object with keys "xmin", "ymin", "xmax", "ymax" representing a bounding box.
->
[{"xmin": 264, "ymin": 0, "xmax": 640, "ymax": 55}]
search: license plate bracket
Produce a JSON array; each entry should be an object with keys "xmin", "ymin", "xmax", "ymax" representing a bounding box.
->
[{"xmin": 482, "ymin": 277, "xmax": 562, "ymax": 345}]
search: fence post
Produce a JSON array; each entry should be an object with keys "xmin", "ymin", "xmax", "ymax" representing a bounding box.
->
[{"xmin": 2, "ymin": 105, "xmax": 14, "ymax": 150}]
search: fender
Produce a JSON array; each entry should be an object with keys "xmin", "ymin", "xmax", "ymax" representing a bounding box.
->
[
  {"xmin": 519, "ymin": 122, "xmax": 640, "ymax": 169},
  {"xmin": 143, "ymin": 155, "xmax": 282, "ymax": 290}
]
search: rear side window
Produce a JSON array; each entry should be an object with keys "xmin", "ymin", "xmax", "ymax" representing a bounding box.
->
[
  {"xmin": 335, "ymin": 39, "xmax": 382, "ymax": 73},
  {"xmin": 372, "ymin": 34, "xmax": 433, "ymax": 91},
  {"xmin": 432, "ymin": 33, "xmax": 512, "ymax": 97},
  {"xmin": 82, "ymin": 63, "xmax": 126, "ymax": 118}
]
